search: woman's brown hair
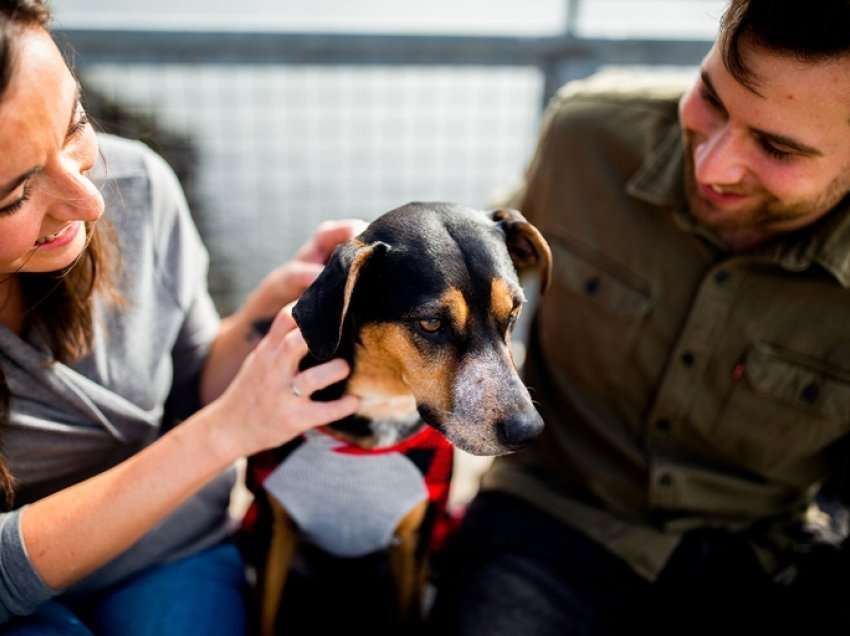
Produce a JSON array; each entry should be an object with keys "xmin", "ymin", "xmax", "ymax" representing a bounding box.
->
[{"xmin": 0, "ymin": 0, "xmax": 120, "ymax": 509}]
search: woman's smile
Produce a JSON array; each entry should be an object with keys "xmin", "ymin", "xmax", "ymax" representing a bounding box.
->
[{"xmin": 33, "ymin": 221, "xmax": 79, "ymax": 248}]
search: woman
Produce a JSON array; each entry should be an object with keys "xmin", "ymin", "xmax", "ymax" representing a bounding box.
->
[{"xmin": 0, "ymin": 1, "xmax": 361, "ymax": 633}]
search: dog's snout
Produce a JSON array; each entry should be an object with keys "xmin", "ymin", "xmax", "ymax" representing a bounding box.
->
[{"xmin": 496, "ymin": 412, "xmax": 544, "ymax": 449}]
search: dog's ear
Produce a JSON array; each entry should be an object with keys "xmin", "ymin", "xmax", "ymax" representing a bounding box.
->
[
  {"xmin": 491, "ymin": 208, "xmax": 552, "ymax": 293},
  {"xmin": 293, "ymin": 239, "xmax": 390, "ymax": 360}
]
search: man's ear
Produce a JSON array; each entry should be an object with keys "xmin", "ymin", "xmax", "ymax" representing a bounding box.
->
[
  {"xmin": 491, "ymin": 208, "xmax": 552, "ymax": 293},
  {"xmin": 292, "ymin": 239, "xmax": 390, "ymax": 360}
]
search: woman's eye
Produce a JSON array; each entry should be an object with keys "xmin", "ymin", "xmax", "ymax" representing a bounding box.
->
[
  {"xmin": 67, "ymin": 109, "xmax": 89, "ymax": 141},
  {"xmin": 417, "ymin": 318, "xmax": 443, "ymax": 334},
  {"xmin": 0, "ymin": 182, "xmax": 32, "ymax": 216}
]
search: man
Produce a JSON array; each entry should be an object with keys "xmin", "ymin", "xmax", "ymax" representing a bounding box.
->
[{"xmin": 431, "ymin": 1, "xmax": 850, "ymax": 633}]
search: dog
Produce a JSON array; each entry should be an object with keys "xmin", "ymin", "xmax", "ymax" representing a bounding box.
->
[{"xmin": 242, "ymin": 202, "xmax": 552, "ymax": 635}]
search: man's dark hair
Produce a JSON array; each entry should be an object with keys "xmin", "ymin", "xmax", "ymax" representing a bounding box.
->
[{"xmin": 720, "ymin": 0, "xmax": 850, "ymax": 89}]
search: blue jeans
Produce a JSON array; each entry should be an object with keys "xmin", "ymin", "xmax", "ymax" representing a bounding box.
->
[{"xmin": 3, "ymin": 542, "xmax": 247, "ymax": 636}]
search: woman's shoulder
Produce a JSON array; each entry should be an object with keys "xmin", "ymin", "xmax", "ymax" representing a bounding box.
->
[
  {"xmin": 91, "ymin": 134, "xmax": 184, "ymax": 203},
  {"xmin": 91, "ymin": 133, "xmax": 160, "ymax": 181},
  {"xmin": 92, "ymin": 134, "xmax": 189, "ymax": 231}
]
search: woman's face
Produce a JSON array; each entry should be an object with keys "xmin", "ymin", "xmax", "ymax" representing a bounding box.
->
[{"xmin": 0, "ymin": 26, "xmax": 103, "ymax": 276}]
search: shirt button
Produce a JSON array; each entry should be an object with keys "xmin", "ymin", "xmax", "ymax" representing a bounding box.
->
[
  {"xmin": 584, "ymin": 277, "xmax": 601, "ymax": 295},
  {"xmin": 681, "ymin": 351, "xmax": 695, "ymax": 367},
  {"xmin": 658, "ymin": 472, "xmax": 674, "ymax": 487},
  {"xmin": 656, "ymin": 418, "xmax": 672, "ymax": 433},
  {"xmin": 714, "ymin": 270, "xmax": 730, "ymax": 285},
  {"xmin": 801, "ymin": 383, "xmax": 820, "ymax": 404}
]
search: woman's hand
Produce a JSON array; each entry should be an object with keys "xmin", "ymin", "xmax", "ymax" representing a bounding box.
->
[
  {"xmin": 292, "ymin": 218, "xmax": 369, "ymax": 265},
  {"xmin": 201, "ymin": 219, "xmax": 367, "ymax": 404},
  {"xmin": 242, "ymin": 219, "xmax": 368, "ymax": 320},
  {"xmin": 207, "ymin": 306, "xmax": 359, "ymax": 459}
]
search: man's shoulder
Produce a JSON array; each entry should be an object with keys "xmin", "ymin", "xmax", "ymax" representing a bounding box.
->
[
  {"xmin": 555, "ymin": 68, "xmax": 692, "ymax": 103},
  {"xmin": 533, "ymin": 69, "xmax": 690, "ymax": 171},
  {"xmin": 545, "ymin": 69, "xmax": 690, "ymax": 137}
]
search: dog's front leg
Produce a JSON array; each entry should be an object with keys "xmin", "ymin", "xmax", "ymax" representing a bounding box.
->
[
  {"xmin": 390, "ymin": 499, "xmax": 429, "ymax": 623},
  {"xmin": 259, "ymin": 494, "xmax": 298, "ymax": 636}
]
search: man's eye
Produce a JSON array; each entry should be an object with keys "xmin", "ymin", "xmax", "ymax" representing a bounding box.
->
[
  {"xmin": 759, "ymin": 138, "xmax": 793, "ymax": 161},
  {"xmin": 417, "ymin": 318, "xmax": 443, "ymax": 334},
  {"xmin": 699, "ymin": 85, "xmax": 724, "ymax": 113}
]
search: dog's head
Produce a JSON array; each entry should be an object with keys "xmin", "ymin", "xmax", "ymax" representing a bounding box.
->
[{"xmin": 293, "ymin": 202, "xmax": 552, "ymax": 456}]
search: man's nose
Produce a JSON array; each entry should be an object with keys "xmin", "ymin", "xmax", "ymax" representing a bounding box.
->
[{"xmin": 693, "ymin": 125, "xmax": 747, "ymax": 187}]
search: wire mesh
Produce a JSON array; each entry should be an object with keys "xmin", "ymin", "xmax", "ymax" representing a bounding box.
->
[{"xmin": 81, "ymin": 63, "xmax": 543, "ymax": 313}]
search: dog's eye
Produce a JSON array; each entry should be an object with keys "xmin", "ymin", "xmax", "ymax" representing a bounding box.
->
[
  {"xmin": 418, "ymin": 318, "xmax": 443, "ymax": 334},
  {"xmin": 508, "ymin": 306, "xmax": 522, "ymax": 325}
]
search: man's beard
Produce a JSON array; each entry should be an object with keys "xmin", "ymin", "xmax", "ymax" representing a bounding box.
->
[{"xmin": 682, "ymin": 134, "xmax": 850, "ymax": 243}]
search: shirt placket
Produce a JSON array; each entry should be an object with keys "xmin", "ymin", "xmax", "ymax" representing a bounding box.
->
[{"xmin": 644, "ymin": 258, "xmax": 743, "ymax": 510}]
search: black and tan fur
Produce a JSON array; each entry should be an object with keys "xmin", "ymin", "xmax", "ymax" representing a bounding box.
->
[{"xmin": 250, "ymin": 202, "xmax": 551, "ymax": 634}]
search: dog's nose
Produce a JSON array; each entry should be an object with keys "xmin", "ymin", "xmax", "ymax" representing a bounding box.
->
[{"xmin": 496, "ymin": 412, "xmax": 544, "ymax": 449}]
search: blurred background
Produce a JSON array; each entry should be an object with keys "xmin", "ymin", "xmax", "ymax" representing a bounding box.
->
[
  {"xmin": 55, "ymin": 0, "xmax": 721, "ymax": 315},
  {"xmin": 55, "ymin": 0, "xmax": 722, "ymax": 508}
]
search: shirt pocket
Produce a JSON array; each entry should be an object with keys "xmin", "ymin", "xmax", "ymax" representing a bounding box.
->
[
  {"xmin": 538, "ymin": 233, "xmax": 653, "ymax": 393},
  {"xmin": 715, "ymin": 342, "xmax": 850, "ymax": 473}
]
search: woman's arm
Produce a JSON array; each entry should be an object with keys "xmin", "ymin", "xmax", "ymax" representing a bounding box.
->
[
  {"xmin": 200, "ymin": 219, "xmax": 367, "ymax": 405},
  {"xmin": 20, "ymin": 310, "xmax": 358, "ymax": 591}
]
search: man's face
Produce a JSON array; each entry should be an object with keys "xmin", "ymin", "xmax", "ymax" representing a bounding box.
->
[{"xmin": 678, "ymin": 41, "xmax": 850, "ymax": 250}]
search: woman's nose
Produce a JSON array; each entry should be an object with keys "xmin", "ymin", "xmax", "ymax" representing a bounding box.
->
[{"xmin": 43, "ymin": 157, "xmax": 104, "ymax": 223}]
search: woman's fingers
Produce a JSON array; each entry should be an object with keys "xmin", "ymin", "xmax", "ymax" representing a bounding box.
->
[
  {"xmin": 284, "ymin": 261, "xmax": 324, "ymax": 294},
  {"xmin": 295, "ymin": 219, "xmax": 369, "ymax": 264},
  {"xmin": 265, "ymin": 305, "xmax": 298, "ymax": 346},
  {"xmin": 274, "ymin": 328, "xmax": 308, "ymax": 378},
  {"xmin": 255, "ymin": 308, "xmax": 352, "ymax": 400},
  {"xmin": 269, "ymin": 261, "xmax": 323, "ymax": 304},
  {"xmin": 291, "ymin": 358, "xmax": 351, "ymax": 398},
  {"xmin": 255, "ymin": 308, "xmax": 309, "ymax": 379},
  {"xmin": 295, "ymin": 395, "xmax": 360, "ymax": 431},
  {"xmin": 229, "ymin": 303, "xmax": 362, "ymax": 446},
  {"xmin": 286, "ymin": 359, "xmax": 359, "ymax": 431}
]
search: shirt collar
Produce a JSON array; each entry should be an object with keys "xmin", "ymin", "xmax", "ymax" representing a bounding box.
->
[{"xmin": 625, "ymin": 117, "xmax": 850, "ymax": 288}]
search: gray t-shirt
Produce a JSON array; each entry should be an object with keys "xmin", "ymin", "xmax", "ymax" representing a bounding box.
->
[{"xmin": 0, "ymin": 135, "xmax": 236, "ymax": 622}]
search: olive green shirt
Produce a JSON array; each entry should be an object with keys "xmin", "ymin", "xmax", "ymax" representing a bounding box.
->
[{"xmin": 483, "ymin": 74, "xmax": 850, "ymax": 581}]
